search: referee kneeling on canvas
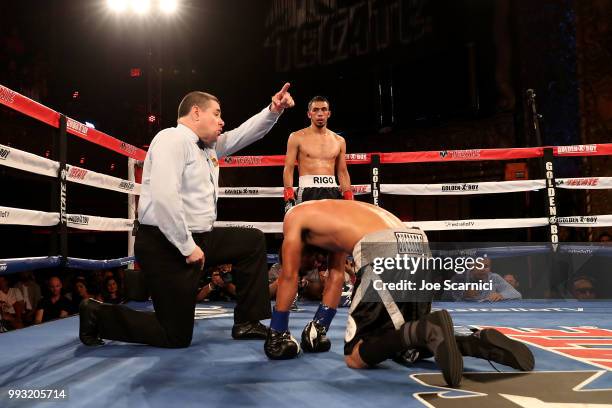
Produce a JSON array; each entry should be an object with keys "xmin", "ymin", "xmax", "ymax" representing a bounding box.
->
[{"xmin": 78, "ymin": 84, "xmax": 295, "ymax": 347}]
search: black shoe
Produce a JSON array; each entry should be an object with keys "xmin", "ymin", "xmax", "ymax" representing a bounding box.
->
[
  {"xmin": 457, "ymin": 328, "xmax": 534, "ymax": 371},
  {"xmin": 404, "ymin": 310, "xmax": 463, "ymax": 387},
  {"xmin": 231, "ymin": 321, "xmax": 268, "ymax": 340},
  {"xmin": 301, "ymin": 321, "xmax": 331, "ymax": 353},
  {"xmin": 264, "ymin": 328, "xmax": 300, "ymax": 360},
  {"xmin": 79, "ymin": 298, "xmax": 104, "ymax": 346}
]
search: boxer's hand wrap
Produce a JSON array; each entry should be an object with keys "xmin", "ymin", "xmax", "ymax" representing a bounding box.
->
[
  {"xmin": 284, "ymin": 187, "xmax": 296, "ymax": 213},
  {"xmin": 343, "ymin": 190, "xmax": 354, "ymax": 200}
]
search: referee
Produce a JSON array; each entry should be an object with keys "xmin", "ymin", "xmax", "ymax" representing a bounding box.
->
[{"xmin": 79, "ymin": 84, "xmax": 295, "ymax": 348}]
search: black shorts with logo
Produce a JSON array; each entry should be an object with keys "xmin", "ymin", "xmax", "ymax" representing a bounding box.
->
[
  {"xmin": 297, "ymin": 186, "xmax": 342, "ymax": 203},
  {"xmin": 343, "ymin": 289, "xmax": 431, "ymax": 355},
  {"xmin": 343, "ymin": 227, "xmax": 432, "ymax": 356}
]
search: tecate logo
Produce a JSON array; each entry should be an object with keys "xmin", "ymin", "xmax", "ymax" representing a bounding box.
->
[
  {"xmin": 67, "ymin": 118, "xmax": 89, "ymax": 135},
  {"xmin": 0, "ymin": 85, "xmax": 16, "ymax": 105},
  {"xmin": 223, "ymin": 156, "xmax": 263, "ymax": 165},
  {"xmin": 68, "ymin": 166, "xmax": 88, "ymax": 180},
  {"xmin": 440, "ymin": 150, "xmax": 482, "ymax": 159}
]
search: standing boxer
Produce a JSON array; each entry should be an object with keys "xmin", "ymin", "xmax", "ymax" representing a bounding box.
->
[{"xmin": 281, "ymin": 96, "xmax": 353, "ymax": 353}]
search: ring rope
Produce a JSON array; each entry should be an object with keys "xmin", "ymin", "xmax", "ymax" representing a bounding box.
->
[
  {"xmin": 3, "ymin": 84, "xmax": 612, "ymax": 276},
  {"xmin": 2, "ymin": 144, "xmax": 611, "ymax": 198},
  {"xmin": 0, "ymin": 85, "xmax": 146, "ymax": 161}
]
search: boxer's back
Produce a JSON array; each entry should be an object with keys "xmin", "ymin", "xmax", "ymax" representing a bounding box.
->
[{"xmin": 285, "ymin": 200, "xmax": 405, "ymax": 254}]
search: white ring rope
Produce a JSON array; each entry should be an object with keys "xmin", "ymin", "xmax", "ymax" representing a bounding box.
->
[
  {"xmin": 3, "ymin": 144, "xmax": 612, "ymax": 233},
  {"xmin": 0, "ymin": 144, "xmax": 140, "ymax": 194},
  {"xmin": 0, "ymin": 206, "xmax": 133, "ymax": 231},
  {"xmin": 380, "ymin": 180, "xmax": 545, "ymax": 195},
  {"xmin": 0, "ymin": 206, "xmax": 59, "ymax": 227},
  {"xmin": 0, "ymin": 143, "xmax": 57, "ymax": 177},
  {"xmin": 65, "ymin": 165, "xmax": 140, "ymax": 194}
]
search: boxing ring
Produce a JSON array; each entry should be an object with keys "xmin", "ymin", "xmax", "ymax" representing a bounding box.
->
[
  {"xmin": 1, "ymin": 301, "xmax": 612, "ymax": 407},
  {"xmin": 2, "ymin": 84, "xmax": 612, "ymax": 407}
]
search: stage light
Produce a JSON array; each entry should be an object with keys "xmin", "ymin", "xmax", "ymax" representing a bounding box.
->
[
  {"xmin": 159, "ymin": 0, "xmax": 178, "ymax": 14},
  {"xmin": 107, "ymin": 0, "xmax": 128, "ymax": 12},
  {"xmin": 72, "ymin": 91, "xmax": 79, "ymax": 99},
  {"xmin": 130, "ymin": 0, "xmax": 151, "ymax": 14},
  {"xmin": 148, "ymin": 114, "xmax": 157, "ymax": 123}
]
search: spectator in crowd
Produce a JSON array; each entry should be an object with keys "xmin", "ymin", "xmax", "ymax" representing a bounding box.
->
[
  {"xmin": 15, "ymin": 271, "xmax": 41, "ymax": 325},
  {"xmin": 103, "ymin": 276, "xmax": 124, "ymax": 304},
  {"xmin": 598, "ymin": 232, "xmax": 611, "ymax": 242},
  {"xmin": 35, "ymin": 276, "xmax": 71, "ymax": 324},
  {"xmin": 267, "ymin": 256, "xmax": 300, "ymax": 310},
  {"xmin": 570, "ymin": 275, "xmax": 597, "ymax": 300},
  {"xmin": 444, "ymin": 257, "xmax": 522, "ymax": 302},
  {"xmin": 0, "ymin": 276, "xmax": 24, "ymax": 330},
  {"xmin": 268, "ymin": 261, "xmax": 282, "ymax": 299},
  {"xmin": 90, "ymin": 270, "xmax": 107, "ymax": 299},
  {"xmin": 503, "ymin": 273, "xmax": 520, "ymax": 291},
  {"xmin": 344, "ymin": 258, "xmax": 356, "ymax": 284},
  {"xmin": 196, "ymin": 265, "xmax": 236, "ymax": 302},
  {"xmin": 299, "ymin": 249, "xmax": 327, "ymax": 301},
  {"xmin": 68, "ymin": 277, "xmax": 98, "ymax": 313},
  {"xmin": 300, "ymin": 269, "xmax": 328, "ymax": 301}
]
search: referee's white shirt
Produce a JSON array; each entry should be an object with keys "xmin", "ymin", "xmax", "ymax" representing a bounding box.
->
[{"xmin": 138, "ymin": 106, "xmax": 280, "ymax": 256}]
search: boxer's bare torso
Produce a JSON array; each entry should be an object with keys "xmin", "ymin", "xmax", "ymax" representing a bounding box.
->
[{"xmin": 284, "ymin": 200, "xmax": 405, "ymax": 255}]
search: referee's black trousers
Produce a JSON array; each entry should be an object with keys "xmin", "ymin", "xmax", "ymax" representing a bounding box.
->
[{"xmin": 95, "ymin": 226, "xmax": 272, "ymax": 348}]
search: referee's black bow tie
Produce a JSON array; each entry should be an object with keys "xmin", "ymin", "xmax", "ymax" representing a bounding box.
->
[{"xmin": 196, "ymin": 140, "xmax": 206, "ymax": 150}]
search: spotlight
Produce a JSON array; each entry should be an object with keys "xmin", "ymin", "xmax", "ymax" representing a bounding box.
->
[
  {"xmin": 159, "ymin": 0, "xmax": 178, "ymax": 14},
  {"xmin": 148, "ymin": 114, "xmax": 157, "ymax": 123},
  {"xmin": 107, "ymin": 0, "xmax": 128, "ymax": 12},
  {"xmin": 130, "ymin": 0, "xmax": 151, "ymax": 14}
]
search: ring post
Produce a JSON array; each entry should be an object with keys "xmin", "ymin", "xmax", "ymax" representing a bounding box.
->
[
  {"xmin": 370, "ymin": 153, "xmax": 381, "ymax": 206},
  {"xmin": 58, "ymin": 114, "xmax": 68, "ymax": 265},
  {"xmin": 541, "ymin": 148, "xmax": 559, "ymax": 244},
  {"xmin": 127, "ymin": 157, "xmax": 136, "ymax": 268}
]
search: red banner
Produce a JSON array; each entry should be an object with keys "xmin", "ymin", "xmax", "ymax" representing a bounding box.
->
[
  {"xmin": 4, "ymin": 84, "xmax": 612, "ymax": 165},
  {"xmin": 381, "ymin": 147, "xmax": 544, "ymax": 164}
]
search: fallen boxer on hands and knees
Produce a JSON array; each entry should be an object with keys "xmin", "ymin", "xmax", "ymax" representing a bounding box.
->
[{"xmin": 264, "ymin": 200, "xmax": 534, "ymax": 387}]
